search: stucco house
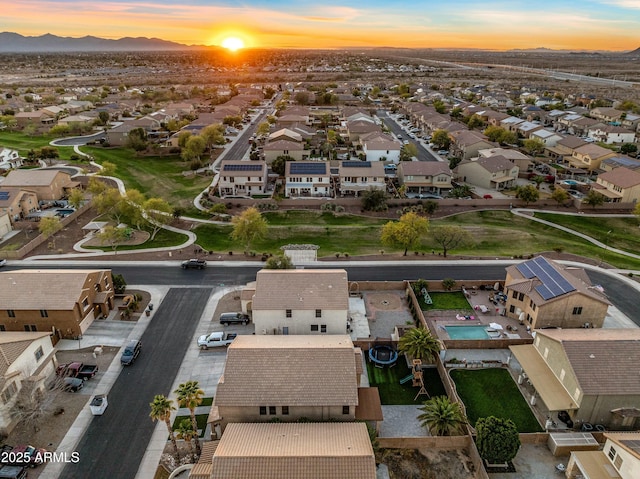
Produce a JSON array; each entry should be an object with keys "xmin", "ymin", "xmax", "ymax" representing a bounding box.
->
[
  {"xmin": 0, "ymin": 332, "xmax": 57, "ymax": 435},
  {"xmin": 284, "ymin": 161, "xmax": 331, "ymax": 198},
  {"xmin": 0, "ymin": 188, "xmax": 38, "ymax": 223},
  {"xmin": 362, "ymin": 136, "xmax": 401, "ymax": 163},
  {"xmin": 590, "ymin": 107, "xmax": 624, "ymax": 124},
  {"xmin": 504, "ymin": 256, "xmax": 609, "ymax": 329},
  {"xmin": 455, "ymin": 155, "xmax": 519, "ymax": 190},
  {"xmin": 0, "ymin": 212, "xmax": 11, "ymax": 238},
  {"xmin": 246, "ymin": 269, "xmax": 349, "ymax": 335},
  {"xmin": 566, "ymin": 432, "xmax": 640, "ymax": 479},
  {"xmin": 0, "ymin": 147, "xmax": 23, "ymax": 170},
  {"xmin": 510, "ymin": 329, "xmax": 640, "ymax": 429},
  {"xmin": 338, "ymin": 161, "xmax": 386, "ymax": 196},
  {"xmin": 0, "ymin": 269, "xmax": 115, "ymax": 342},
  {"xmin": 263, "ymin": 139, "xmax": 306, "ymax": 163},
  {"xmin": 217, "ymin": 161, "xmax": 268, "ymax": 198},
  {"xmin": 1, "ymin": 169, "xmax": 73, "ymax": 201},
  {"xmin": 209, "ymin": 335, "xmax": 381, "ymax": 434},
  {"xmin": 587, "ymin": 125, "xmax": 637, "ymax": 145},
  {"xmin": 592, "ymin": 167, "xmax": 640, "ymax": 203},
  {"xmin": 448, "ymin": 130, "xmax": 494, "ymax": 160},
  {"xmin": 204, "ymin": 423, "xmax": 376, "ymax": 479},
  {"xmin": 530, "ymin": 129, "xmax": 564, "ymax": 147},
  {"xmin": 477, "ymin": 148, "xmax": 533, "ymax": 173},
  {"xmin": 397, "ymin": 161, "xmax": 453, "ymax": 196},
  {"xmin": 568, "ymin": 144, "xmax": 617, "ymax": 172}
]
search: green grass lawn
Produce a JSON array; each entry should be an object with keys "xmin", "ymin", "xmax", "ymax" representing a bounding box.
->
[
  {"xmin": 450, "ymin": 368, "xmax": 542, "ymax": 433},
  {"xmin": 0, "ymin": 131, "xmax": 78, "ymax": 161},
  {"xmin": 366, "ymin": 359, "xmax": 446, "ymax": 405},
  {"xmin": 172, "ymin": 414, "xmax": 209, "ymax": 438},
  {"xmin": 421, "ymin": 292, "xmax": 473, "ymax": 311},
  {"xmin": 83, "ymin": 227, "xmax": 189, "ymax": 251},
  {"xmin": 82, "ymin": 146, "xmax": 212, "ymax": 209},
  {"xmin": 262, "ymin": 210, "xmax": 389, "ymax": 227}
]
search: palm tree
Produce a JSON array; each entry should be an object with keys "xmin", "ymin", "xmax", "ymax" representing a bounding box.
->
[
  {"xmin": 398, "ymin": 327, "xmax": 441, "ymax": 363},
  {"xmin": 149, "ymin": 395, "xmax": 179, "ymax": 459},
  {"xmin": 175, "ymin": 419, "xmax": 197, "ymax": 462},
  {"xmin": 175, "ymin": 381, "xmax": 204, "ymax": 456},
  {"xmin": 417, "ymin": 395, "xmax": 467, "ymax": 436}
]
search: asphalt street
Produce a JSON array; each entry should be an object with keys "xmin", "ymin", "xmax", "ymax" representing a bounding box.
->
[
  {"xmin": 61, "ymin": 287, "xmax": 213, "ymax": 479},
  {"xmin": 377, "ymin": 110, "xmax": 439, "ymax": 162}
]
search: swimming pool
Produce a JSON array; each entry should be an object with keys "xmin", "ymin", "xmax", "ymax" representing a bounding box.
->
[
  {"xmin": 445, "ymin": 325, "xmax": 490, "ymax": 340},
  {"xmin": 561, "ymin": 180, "xmax": 580, "ymax": 186}
]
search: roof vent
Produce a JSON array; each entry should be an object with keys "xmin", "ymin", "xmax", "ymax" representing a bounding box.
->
[{"xmin": 589, "ymin": 354, "xmax": 596, "ymax": 359}]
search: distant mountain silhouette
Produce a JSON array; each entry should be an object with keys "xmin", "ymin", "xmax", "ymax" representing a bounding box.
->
[
  {"xmin": 624, "ymin": 47, "xmax": 640, "ymax": 56},
  {"xmin": 0, "ymin": 32, "xmax": 210, "ymax": 52}
]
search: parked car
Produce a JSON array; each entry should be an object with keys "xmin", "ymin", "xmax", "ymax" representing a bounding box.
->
[
  {"xmin": 61, "ymin": 377, "xmax": 84, "ymax": 392},
  {"xmin": 219, "ymin": 312, "xmax": 250, "ymax": 326},
  {"xmin": 197, "ymin": 332, "xmax": 237, "ymax": 349},
  {"xmin": 0, "ymin": 259, "xmax": 6, "ymax": 268},
  {"xmin": 4, "ymin": 444, "xmax": 48, "ymax": 468},
  {"xmin": 181, "ymin": 259, "xmax": 207, "ymax": 269},
  {"xmin": 55, "ymin": 362, "xmax": 98, "ymax": 380},
  {"xmin": 437, "ymin": 150, "xmax": 449, "ymax": 156},
  {"xmin": 0, "ymin": 465, "xmax": 27, "ymax": 479},
  {"xmin": 120, "ymin": 340, "xmax": 142, "ymax": 366}
]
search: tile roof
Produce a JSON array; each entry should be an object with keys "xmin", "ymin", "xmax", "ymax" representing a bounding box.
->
[
  {"xmin": 538, "ymin": 329, "xmax": 640, "ymax": 395},
  {"xmin": 478, "ymin": 148, "xmax": 530, "ymax": 161},
  {"xmin": 215, "ymin": 335, "xmax": 358, "ymax": 406},
  {"xmin": 339, "ymin": 161, "xmax": 385, "ymax": 177},
  {"xmin": 0, "ymin": 270, "xmax": 109, "ymax": 310},
  {"xmin": 597, "ymin": 167, "xmax": 640, "ymax": 189},
  {"xmin": 263, "ymin": 139, "xmax": 304, "ymax": 151},
  {"xmin": 557, "ymin": 136, "xmax": 588, "ymax": 149},
  {"xmin": 211, "ymin": 423, "xmax": 375, "ymax": 479},
  {"xmin": 399, "ymin": 162, "xmax": 452, "ymax": 177},
  {"xmin": 2, "ymin": 169, "xmax": 70, "ymax": 187},
  {"xmin": 476, "ymin": 155, "xmax": 517, "ymax": 173},
  {"xmin": 252, "ymin": 269, "xmax": 348, "ymax": 310},
  {"xmin": 0, "ymin": 332, "xmax": 52, "ymax": 377},
  {"xmin": 574, "ymin": 143, "xmax": 616, "ymax": 158}
]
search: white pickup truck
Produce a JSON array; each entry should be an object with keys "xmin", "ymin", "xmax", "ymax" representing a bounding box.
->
[{"xmin": 197, "ymin": 332, "xmax": 237, "ymax": 349}]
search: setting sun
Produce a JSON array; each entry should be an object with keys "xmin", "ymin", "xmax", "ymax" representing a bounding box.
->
[{"xmin": 221, "ymin": 37, "xmax": 244, "ymax": 51}]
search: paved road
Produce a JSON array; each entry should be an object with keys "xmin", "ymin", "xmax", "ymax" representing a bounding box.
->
[
  {"xmin": 50, "ymin": 131, "xmax": 106, "ymax": 147},
  {"xmin": 377, "ymin": 110, "xmax": 439, "ymax": 162},
  {"xmin": 61, "ymin": 288, "xmax": 213, "ymax": 479}
]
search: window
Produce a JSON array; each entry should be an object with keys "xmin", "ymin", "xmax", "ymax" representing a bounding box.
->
[
  {"xmin": 269, "ymin": 406, "xmax": 276, "ymax": 415},
  {"xmin": 321, "ymin": 325, "xmax": 327, "ymax": 333},
  {"xmin": 518, "ymin": 292, "xmax": 525, "ymax": 301},
  {"xmin": 342, "ymin": 406, "xmax": 350, "ymax": 415},
  {"xmin": 282, "ymin": 406, "xmax": 289, "ymax": 415},
  {"xmin": 1, "ymin": 382, "xmax": 17, "ymax": 403},
  {"xmin": 0, "ymin": 325, "xmax": 5, "ymax": 331},
  {"xmin": 315, "ymin": 309, "xmax": 322, "ymax": 318},
  {"xmin": 40, "ymin": 309, "xmax": 48, "ymax": 318},
  {"xmin": 7, "ymin": 310, "xmax": 15, "ymax": 318},
  {"xmin": 94, "ymin": 283, "xmax": 101, "ymax": 292},
  {"xmin": 82, "ymin": 298, "xmax": 89, "ymax": 308},
  {"xmin": 34, "ymin": 346, "xmax": 44, "ymax": 361},
  {"xmin": 509, "ymin": 305, "xmax": 515, "ymax": 313},
  {"xmin": 614, "ymin": 455, "xmax": 623, "ymax": 470},
  {"xmin": 24, "ymin": 325, "xmax": 37, "ymax": 332},
  {"xmin": 259, "ymin": 406, "xmax": 267, "ymax": 415},
  {"xmin": 608, "ymin": 446, "xmax": 617, "ymax": 461},
  {"xmin": 512, "ymin": 291, "xmax": 518, "ymax": 299},
  {"xmin": 311, "ymin": 324, "xmax": 319, "ymax": 332},
  {"xmin": 285, "ymin": 309, "xmax": 292, "ymax": 318},
  {"xmin": 572, "ymin": 306, "xmax": 583, "ymax": 315}
]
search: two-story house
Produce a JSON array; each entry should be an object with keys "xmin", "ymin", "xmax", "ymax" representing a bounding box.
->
[
  {"xmin": 568, "ymin": 144, "xmax": 617, "ymax": 172},
  {"xmin": 510, "ymin": 329, "xmax": 640, "ymax": 429},
  {"xmin": 590, "ymin": 107, "xmax": 624, "ymax": 124},
  {"xmin": 217, "ymin": 161, "xmax": 268, "ymax": 198},
  {"xmin": 1, "ymin": 169, "xmax": 73, "ymax": 201},
  {"xmin": 455, "ymin": 155, "xmax": 519, "ymax": 190},
  {"xmin": 0, "ymin": 269, "xmax": 115, "ymax": 342},
  {"xmin": 504, "ymin": 256, "xmax": 609, "ymax": 329},
  {"xmin": 0, "ymin": 188, "xmax": 38, "ymax": 223},
  {"xmin": 263, "ymin": 139, "xmax": 306, "ymax": 163},
  {"xmin": 0, "ymin": 148, "xmax": 22, "ymax": 170},
  {"xmin": 246, "ymin": 269, "xmax": 349, "ymax": 335},
  {"xmin": 587, "ymin": 125, "xmax": 637, "ymax": 145},
  {"xmin": 592, "ymin": 167, "xmax": 640, "ymax": 203},
  {"xmin": 477, "ymin": 148, "xmax": 532, "ymax": 174},
  {"xmin": 338, "ymin": 161, "xmax": 386, "ymax": 196},
  {"xmin": 448, "ymin": 130, "xmax": 494, "ymax": 160},
  {"xmin": 285, "ymin": 162, "xmax": 331, "ymax": 197},
  {"xmin": 566, "ymin": 432, "xmax": 640, "ymax": 479},
  {"xmin": 397, "ymin": 161, "xmax": 453, "ymax": 196},
  {"xmin": 530, "ymin": 129, "xmax": 564, "ymax": 147},
  {"xmin": 361, "ymin": 136, "xmax": 401, "ymax": 163}
]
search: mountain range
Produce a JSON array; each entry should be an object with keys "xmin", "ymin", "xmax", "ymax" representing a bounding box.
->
[{"xmin": 0, "ymin": 32, "xmax": 209, "ymax": 52}]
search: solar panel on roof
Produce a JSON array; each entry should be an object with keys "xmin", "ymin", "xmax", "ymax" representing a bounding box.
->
[
  {"xmin": 289, "ymin": 163, "xmax": 326, "ymax": 174},
  {"xmin": 223, "ymin": 164, "xmax": 262, "ymax": 172},
  {"xmin": 341, "ymin": 161, "xmax": 371, "ymax": 168},
  {"xmin": 0, "ymin": 191, "xmax": 10, "ymax": 200},
  {"xmin": 516, "ymin": 256, "xmax": 576, "ymax": 300}
]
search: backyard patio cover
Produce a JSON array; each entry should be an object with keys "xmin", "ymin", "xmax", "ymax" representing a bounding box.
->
[{"xmin": 510, "ymin": 345, "xmax": 578, "ymax": 411}]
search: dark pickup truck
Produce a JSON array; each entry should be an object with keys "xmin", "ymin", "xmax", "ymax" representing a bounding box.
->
[
  {"xmin": 55, "ymin": 362, "xmax": 98, "ymax": 380},
  {"xmin": 181, "ymin": 258, "xmax": 207, "ymax": 269}
]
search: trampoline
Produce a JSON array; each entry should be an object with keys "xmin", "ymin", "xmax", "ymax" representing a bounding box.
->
[{"xmin": 369, "ymin": 345, "xmax": 398, "ymax": 367}]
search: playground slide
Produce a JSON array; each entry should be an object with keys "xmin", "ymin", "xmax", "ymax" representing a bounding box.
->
[{"xmin": 399, "ymin": 374, "xmax": 414, "ymax": 385}]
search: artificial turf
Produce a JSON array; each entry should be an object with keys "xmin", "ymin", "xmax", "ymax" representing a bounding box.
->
[{"xmin": 366, "ymin": 359, "xmax": 446, "ymax": 405}]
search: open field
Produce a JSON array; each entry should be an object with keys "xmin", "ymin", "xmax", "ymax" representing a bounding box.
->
[{"xmin": 0, "ymin": 131, "xmax": 77, "ymax": 161}]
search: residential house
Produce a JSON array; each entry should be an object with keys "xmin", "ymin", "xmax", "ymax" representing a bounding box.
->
[
  {"xmin": 601, "ymin": 156, "xmax": 640, "ymax": 173},
  {"xmin": 0, "ymin": 148, "xmax": 23, "ymax": 170},
  {"xmin": 246, "ymin": 269, "xmax": 348, "ymax": 334},
  {"xmin": 530, "ymin": 129, "xmax": 564, "ymax": 148},
  {"xmin": 217, "ymin": 161, "xmax": 268, "ymax": 198},
  {"xmin": 0, "ymin": 332, "xmax": 57, "ymax": 435},
  {"xmin": 592, "ymin": 167, "xmax": 640, "ymax": 203},
  {"xmin": 590, "ymin": 107, "xmax": 624, "ymax": 124},
  {"xmin": 587, "ymin": 125, "xmax": 636, "ymax": 145},
  {"xmin": 361, "ymin": 136, "xmax": 401, "ymax": 163},
  {"xmin": 284, "ymin": 161, "xmax": 331, "ymax": 197},
  {"xmin": 277, "ymin": 114, "xmax": 310, "ymax": 128},
  {"xmin": 0, "ymin": 212, "xmax": 11, "ymax": 238},
  {"xmin": 207, "ymin": 423, "xmax": 376, "ymax": 479},
  {"xmin": 455, "ymin": 155, "xmax": 519, "ymax": 190},
  {"xmin": 504, "ymin": 256, "xmax": 609, "ymax": 329},
  {"xmin": 500, "ymin": 116, "xmax": 525, "ymax": 132},
  {"xmin": 209, "ymin": 334, "xmax": 381, "ymax": 433},
  {"xmin": 264, "ymin": 140, "xmax": 306, "ymax": 163},
  {"xmin": 568, "ymin": 144, "xmax": 617, "ymax": 172},
  {"xmin": 478, "ymin": 148, "xmax": 533, "ymax": 173},
  {"xmin": 621, "ymin": 113, "xmax": 640, "ymax": 131},
  {"xmin": 448, "ymin": 130, "xmax": 494, "ymax": 160},
  {"xmin": 566, "ymin": 432, "xmax": 640, "ymax": 479},
  {"xmin": 105, "ymin": 122, "xmax": 139, "ymax": 147},
  {"xmin": 510, "ymin": 329, "xmax": 640, "ymax": 429},
  {"xmin": 57, "ymin": 114, "xmax": 94, "ymax": 126},
  {"xmin": 397, "ymin": 161, "xmax": 453, "ymax": 196},
  {"xmin": 545, "ymin": 136, "xmax": 588, "ymax": 162},
  {"xmin": 345, "ymin": 119, "xmax": 381, "ymax": 142},
  {"xmin": 482, "ymin": 110, "xmax": 510, "ymax": 126},
  {"xmin": 515, "ymin": 121, "xmax": 543, "ymax": 139},
  {"xmin": 0, "ymin": 269, "xmax": 115, "ymax": 341},
  {"xmin": 1, "ymin": 169, "xmax": 73, "ymax": 201},
  {"xmin": 268, "ymin": 128, "xmax": 303, "ymax": 144},
  {"xmin": 14, "ymin": 110, "xmax": 53, "ymax": 127},
  {"xmin": 0, "ymin": 188, "xmax": 38, "ymax": 223},
  {"xmin": 338, "ymin": 161, "xmax": 386, "ymax": 196},
  {"xmin": 62, "ymin": 100, "xmax": 93, "ymax": 114},
  {"xmin": 571, "ymin": 117, "xmax": 603, "ymax": 137}
]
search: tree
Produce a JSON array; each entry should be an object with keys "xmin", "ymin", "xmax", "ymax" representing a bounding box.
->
[
  {"xmin": 381, "ymin": 212, "xmax": 429, "ymax": 256},
  {"xmin": 39, "ymin": 216, "xmax": 63, "ymax": 249},
  {"xmin": 431, "ymin": 129, "xmax": 451, "ymax": 149},
  {"xmin": 551, "ymin": 188, "xmax": 569, "ymax": 205},
  {"xmin": 177, "ymin": 130, "xmax": 192, "ymax": 148},
  {"xmin": 620, "ymin": 143, "xmax": 637, "ymax": 155},
  {"xmin": 67, "ymin": 188, "xmax": 85, "ymax": 210},
  {"xmin": 265, "ymin": 254, "xmax": 294, "ymax": 269},
  {"xmin": 126, "ymin": 127, "xmax": 148, "ymax": 152},
  {"xmin": 271, "ymin": 155, "xmax": 295, "ymax": 176},
  {"xmin": 256, "ymin": 121, "xmax": 271, "ymax": 137},
  {"xmin": 230, "ymin": 207, "xmax": 268, "ymax": 251},
  {"xmin": 523, "ymin": 138, "xmax": 545, "ymax": 156},
  {"xmin": 175, "ymin": 419, "xmax": 197, "ymax": 462},
  {"xmin": 442, "ymin": 278, "xmax": 457, "ymax": 291},
  {"xmin": 476, "ymin": 416, "xmax": 521, "ymax": 464},
  {"xmin": 448, "ymin": 185, "xmax": 473, "ymax": 199},
  {"xmin": 515, "ymin": 184, "xmax": 539, "ymax": 205},
  {"xmin": 38, "ymin": 146, "xmax": 59, "ymax": 165},
  {"xmin": 98, "ymin": 111, "xmax": 110, "ymax": 126},
  {"xmin": 361, "ymin": 188, "xmax": 388, "ymax": 211},
  {"xmin": 175, "ymin": 381, "xmax": 204, "ymax": 457},
  {"xmin": 531, "ymin": 175, "xmax": 545, "ymax": 190},
  {"xmin": 294, "ymin": 91, "xmax": 310, "ymax": 105},
  {"xmin": 583, "ymin": 190, "xmax": 605, "ymax": 209},
  {"xmin": 101, "ymin": 161, "xmax": 117, "ymax": 176},
  {"xmin": 634, "ymin": 202, "xmax": 640, "ymax": 218},
  {"xmin": 181, "ymin": 135, "xmax": 206, "ymax": 162},
  {"xmin": 398, "ymin": 327, "xmax": 441, "ymax": 363},
  {"xmin": 466, "ymin": 114, "xmax": 484, "ymax": 129},
  {"xmin": 417, "ymin": 396, "xmax": 467, "ymax": 436},
  {"xmin": 112, "ymin": 273, "xmax": 127, "ymax": 293},
  {"xmin": 11, "ymin": 380, "xmax": 61, "ymax": 434},
  {"xmin": 143, "ymin": 198, "xmax": 173, "ymax": 241},
  {"xmin": 149, "ymin": 395, "xmax": 179, "ymax": 459},
  {"xmin": 97, "ymin": 225, "xmax": 129, "ymax": 253},
  {"xmin": 430, "ymin": 225, "xmax": 472, "ymax": 258},
  {"xmin": 400, "ymin": 143, "xmax": 418, "ymax": 161},
  {"xmin": 201, "ymin": 124, "xmax": 226, "ymax": 150}
]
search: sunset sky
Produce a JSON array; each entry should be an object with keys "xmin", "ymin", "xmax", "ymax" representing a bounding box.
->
[{"xmin": 3, "ymin": 0, "xmax": 640, "ymax": 51}]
